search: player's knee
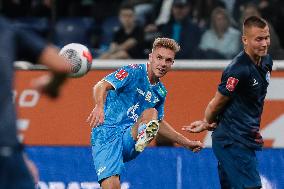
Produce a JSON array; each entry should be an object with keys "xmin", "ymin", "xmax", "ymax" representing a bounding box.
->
[
  {"xmin": 101, "ymin": 176, "xmax": 120, "ymax": 189},
  {"xmin": 141, "ymin": 108, "xmax": 158, "ymax": 122}
]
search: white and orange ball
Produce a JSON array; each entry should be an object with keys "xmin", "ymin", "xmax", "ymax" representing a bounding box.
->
[{"xmin": 59, "ymin": 43, "xmax": 93, "ymax": 78}]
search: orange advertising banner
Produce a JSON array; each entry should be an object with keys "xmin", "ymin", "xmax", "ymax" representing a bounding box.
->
[{"xmin": 15, "ymin": 70, "xmax": 284, "ymax": 147}]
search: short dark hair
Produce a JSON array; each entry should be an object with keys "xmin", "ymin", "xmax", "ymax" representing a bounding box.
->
[{"xmin": 243, "ymin": 16, "xmax": 267, "ymax": 31}]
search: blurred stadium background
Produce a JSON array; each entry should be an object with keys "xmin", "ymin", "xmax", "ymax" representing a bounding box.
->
[{"xmin": 6, "ymin": 0, "xmax": 284, "ymax": 188}]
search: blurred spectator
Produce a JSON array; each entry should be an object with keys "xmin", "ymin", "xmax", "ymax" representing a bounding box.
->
[
  {"xmin": 155, "ymin": 0, "xmax": 174, "ymax": 26},
  {"xmin": 99, "ymin": 3, "xmax": 144, "ymax": 59},
  {"xmin": 124, "ymin": 0, "xmax": 156, "ymax": 26},
  {"xmin": 159, "ymin": 0, "xmax": 201, "ymax": 59},
  {"xmin": 191, "ymin": 0, "xmax": 225, "ymax": 30},
  {"xmin": 240, "ymin": 3, "xmax": 284, "ymax": 60},
  {"xmin": 219, "ymin": 0, "xmax": 235, "ymax": 17},
  {"xmin": 199, "ymin": 7, "xmax": 240, "ymax": 59},
  {"xmin": 143, "ymin": 0, "xmax": 172, "ymax": 54}
]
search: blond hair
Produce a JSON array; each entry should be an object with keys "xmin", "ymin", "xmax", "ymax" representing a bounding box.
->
[{"xmin": 152, "ymin": 38, "xmax": 180, "ymax": 53}]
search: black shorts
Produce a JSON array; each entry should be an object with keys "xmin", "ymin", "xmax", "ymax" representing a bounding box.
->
[{"xmin": 212, "ymin": 139, "xmax": 262, "ymax": 189}]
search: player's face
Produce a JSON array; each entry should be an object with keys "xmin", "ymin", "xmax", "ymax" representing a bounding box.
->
[
  {"xmin": 149, "ymin": 47, "xmax": 175, "ymax": 78},
  {"xmin": 242, "ymin": 25, "xmax": 270, "ymax": 57}
]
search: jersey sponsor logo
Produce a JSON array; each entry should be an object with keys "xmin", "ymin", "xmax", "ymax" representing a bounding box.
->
[
  {"xmin": 115, "ymin": 69, "xmax": 128, "ymax": 81},
  {"xmin": 226, "ymin": 77, "xmax": 239, "ymax": 92},
  {"xmin": 137, "ymin": 88, "xmax": 159, "ymax": 103},
  {"xmin": 127, "ymin": 103, "xmax": 140, "ymax": 122},
  {"xmin": 136, "ymin": 88, "xmax": 145, "ymax": 96}
]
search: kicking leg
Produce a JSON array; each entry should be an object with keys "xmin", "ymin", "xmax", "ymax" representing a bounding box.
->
[{"xmin": 132, "ymin": 108, "xmax": 159, "ymax": 152}]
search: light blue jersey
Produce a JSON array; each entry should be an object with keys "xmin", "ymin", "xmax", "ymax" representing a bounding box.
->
[
  {"xmin": 91, "ymin": 63, "xmax": 168, "ymax": 182},
  {"xmin": 103, "ymin": 63, "xmax": 167, "ymax": 129}
]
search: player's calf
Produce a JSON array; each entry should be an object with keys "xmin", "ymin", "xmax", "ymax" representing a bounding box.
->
[{"xmin": 135, "ymin": 120, "xmax": 159, "ymax": 152}]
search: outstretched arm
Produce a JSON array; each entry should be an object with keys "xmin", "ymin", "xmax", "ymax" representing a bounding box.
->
[
  {"xmin": 86, "ymin": 80, "xmax": 114, "ymax": 127},
  {"xmin": 32, "ymin": 45, "xmax": 72, "ymax": 98},
  {"xmin": 158, "ymin": 120, "xmax": 203, "ymax": 152},
  {"xmin": 183, "ymin": 91, "xmax": 230, "ymax": 133}
]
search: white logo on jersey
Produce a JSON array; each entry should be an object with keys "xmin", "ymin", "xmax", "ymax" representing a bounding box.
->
[
  {"xmin": 136, "ymin": 88, "xmax": 145, "ymax": 96},
  {"xmin": 145, "ymin": 91, "xmax": 152, "ymax": 102},
  {"xmin": 253, "ymin": 78, "xmax": 259, "ymax": 86},
  {"xmin": 137, "ymin": 88, "xmax": 156, "ymax": 103},
  {"xmin": 127, "ymin": 103, "xmax": 139, "ymax": 122},
  {"xmin": 97, "ymin": 166, "xmax": 106, "ymax": 176}
]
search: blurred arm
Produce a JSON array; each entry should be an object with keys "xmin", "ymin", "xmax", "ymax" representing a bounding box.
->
[
  {"xmin": 34, "ymin": 45, "xmax": 72, "ymax": 98},
  {"xmin": 38, "ymin": 45, "xmax": 71, "ymax": 73}
]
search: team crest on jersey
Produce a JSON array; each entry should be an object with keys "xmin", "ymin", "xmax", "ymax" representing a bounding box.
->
[
  {"xmin": 266, "ymin": 71, "xmax": 271, "ymax": 83},
  {"xmin": 145, "ymin": 91, "xmax": 152, "ymax": 102},
  {"xmin": 226, "ymin": 77, "xmax": 239, "ymax": 92},
  {"xmin": 115, "ymin": 69, "xmax": 128, "ymax": 81}
]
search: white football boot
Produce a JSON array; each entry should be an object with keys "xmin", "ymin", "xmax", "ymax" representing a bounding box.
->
[{"xmin": 135, "ymin": 120, "xmax": 159, "ymax": 152}]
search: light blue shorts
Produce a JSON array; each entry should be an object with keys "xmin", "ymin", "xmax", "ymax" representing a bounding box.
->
[{"xmin": 91, "ymin": 125, "xmax": 140, "ymax": 182}]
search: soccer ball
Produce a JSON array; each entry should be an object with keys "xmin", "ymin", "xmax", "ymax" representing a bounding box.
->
[{"xmin": 59, "ymin": 43, "xmax": 93, "ymax": 78}]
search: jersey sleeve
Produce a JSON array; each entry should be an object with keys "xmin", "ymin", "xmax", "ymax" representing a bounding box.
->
[
  {"xmin": 15, "ymin": 28, "xmax": 46, "ymax": 63},
  {"xmin": 218, "ymin": 63, "xmax": 248, "ymax": 97},
  {"xmin": 103, "ymin": 65, "xmax": 136, "ymax": 90}
]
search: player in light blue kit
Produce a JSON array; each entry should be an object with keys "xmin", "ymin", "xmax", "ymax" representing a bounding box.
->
[{"xmin": 87, "ymin": 38, "xmax": 205, "ymax": 189}]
